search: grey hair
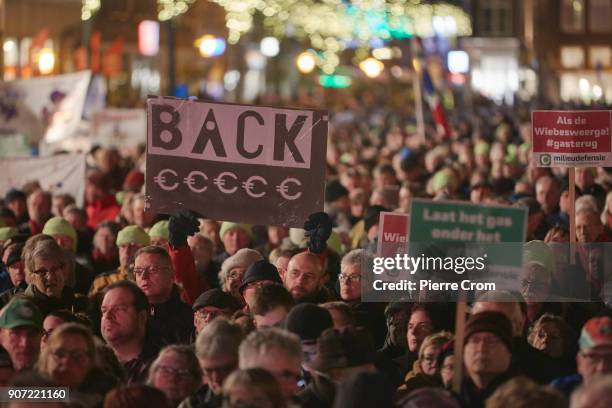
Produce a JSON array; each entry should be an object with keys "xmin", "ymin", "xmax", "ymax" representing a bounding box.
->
[
  {"xmin": 195, "ymin": 319, "xmax": 244, "ymax": 360},
  {"xmin": 340, "ymin": 249, "xmax": 370, "ymax": 273},
  {"xmin": 239, "ymin": 328, "xmax": 302, "ymax": 369},
  {"xmin": 147, "ymin": 344, "xmax": 202, "ymax": 388}
]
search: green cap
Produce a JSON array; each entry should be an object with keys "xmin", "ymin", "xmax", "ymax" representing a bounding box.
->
[
  {"xmin": 116, "ymin": 191, "xmax": 126, "ymax": 206},
  {"xmin": 0, "ymin": 298, "xmax": 43, "ymax": 330},
  {"xmin": 523, "ymin": 240, "xmax": 554, "ymax": 273},
  {"xmin": 116, "ymin": 225, "xmax": 150, "ymax": 247},
  {"xmin": 474, "ymin": 141, "xmax": 490, "ymax": 156},
  {"xmin": 42, "ymin": 217, "xmax": 77, "ymax": 251},
  {"xmin": 219, "ymin": 222, "xmax": 252, "ymax": 240},
  {"xmin": 0, "ymin": 227, "xmax": 18, "ymax": 241},
  {"xmin": 432, "ymin": 171, "xmax": 453, "ymax": 193},
  {"xmin": 149, "ymin": 220, "xmax": 170, "ymax": 241}
]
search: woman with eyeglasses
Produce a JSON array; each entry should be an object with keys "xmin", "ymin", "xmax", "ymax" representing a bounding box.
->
[
  {"xmin": 148, "ymin": 345, "xmax": 203, "ymax": 407},
  {"xmin": 397, "ymin": 331, "xmax": 452, "ymax": 395},
  {"xmin": 37, "ymin": 322, "xmax": 118, "ymax": 407}
]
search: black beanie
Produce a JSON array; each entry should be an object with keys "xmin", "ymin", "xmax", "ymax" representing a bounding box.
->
[
  {"xmin": 364, "ymin": 205, "xmax": 389, "ymax": 232},
  {"xmin": 285, "ymin": 303, "xmax": 333, "ymax": 342},
  {"xmin": 239, "ymin": 260, "xmax": 282, "ymax": 293},
  {"xmin": 325, "ymin": 180, "xmax": 349, "ymax": 204}
]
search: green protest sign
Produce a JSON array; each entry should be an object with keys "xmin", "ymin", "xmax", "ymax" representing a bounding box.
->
[{"xmin": 408, "ymin": 199, "xmax": 527, "ymax": 269}]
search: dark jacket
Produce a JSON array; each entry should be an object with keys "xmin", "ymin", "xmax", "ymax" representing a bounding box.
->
[
  {"xmin": 458, "ymin": 373, "xmax": 513, "ymax": 408},
  {"xmin": 511, "ymin": 337, "xmax": 558, "ymax": 384},
  {"xmin": 123, "ymin": 331, "xmax": 162, "ymax": 385},
  {"xmin": 150, "ymin": 285, "xmax": 194, "ymax": 345},
  {"xmin": 297, "ymin": 375, "xmax": 336, "ymax": 408},
  {"xmin": 0, "ymin": 281, "xmax": 27, "ymax": 308},
  {"xmin": 178, "ymin": 385, "xmax": 222, "ymax": 408},
  {"xmin": 13, "ymin": 284, "xmax": 88, "ymax": 316}
]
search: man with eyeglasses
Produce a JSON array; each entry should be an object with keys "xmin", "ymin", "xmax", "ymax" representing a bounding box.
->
[
  {"xmin": 552, "ymin": 316, "xmax": 612, "ymax": 397},
  {"xmin": 133, "ymin": 245, "xmax": 194, "ymax": 345},
  {"xmin": 101, "ymin": 280, "xmax": 161, "ymax": 384},
  {"xmin": 192, "ymin": 289, "xmax": 240, "ymax": 337},
  {"xmin": 180, "ymin": 319, "xmax": 244, "ymax": 408},
  {"xmin": 0, "ymin": 298, "xmax": 43, "ymax": 374},
  {"xmin": 459, "ymin": 311, "xmax": 514, "ymax": 408}
]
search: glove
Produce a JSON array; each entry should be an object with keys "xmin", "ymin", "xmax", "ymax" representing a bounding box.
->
[
  {"xmin": 303, "ymin": 212, "xmax": 332, "ymax": 254},
  {"xmin": 168, "ymin": 209, "xmax": 201, "ymax": 248}
]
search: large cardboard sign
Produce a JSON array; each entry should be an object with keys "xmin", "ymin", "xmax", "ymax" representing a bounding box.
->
[
  {"xmin": 532, "ymin": 110, "xmax": 612, "ymax": 167},
  {"xmin": 145, "ymin": 96, "xmax": 328, "ymax": 227}
]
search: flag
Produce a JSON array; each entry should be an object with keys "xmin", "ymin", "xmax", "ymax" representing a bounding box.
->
[{"xmin": 422, "ymin": 67, "xmax": 451, "ymax": 138}]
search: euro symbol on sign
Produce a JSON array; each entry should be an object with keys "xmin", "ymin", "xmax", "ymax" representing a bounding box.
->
[
  {"xmin": 276, "ymin": 178, "xmax": 302, "ymax": 200},
  {"xmin": 183, "ymin": 171, "xmax": 208, "ymax": 193},
  {"xmin": 242, "ymin": 176, "xmax": 267, "ymax": 198},
  {"xmin": 153, "ymin": 169, "xmax": 179, "ymax": 191},
  {"xmin": 213, "ymin": 172, "xmax": 238, "ymax": 194}
]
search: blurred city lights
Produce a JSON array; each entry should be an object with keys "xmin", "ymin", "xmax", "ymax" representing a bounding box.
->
[
  {"xmin": 197, "ymin": 36, "xmax": 226, "ymax": 57},
  {"xmin": 260, "ymin": 37, "xmax": 280, "ymax": 57},
  {"xmin": 245, "ymin": 50, "xmax": 266, "ymax": 70},
  {"xmin": 593, "ymin": 85, "xmax": 603, "ymax": 99},
  {"xmin": 448, "ymin": 50, "xmax": 469, "ymax": 73},
  {"xmin": 138, "ymin": 20, "xmax": 160, "ymax": 56},
  {"xmin": 38, "ymin": 48, "xmax": 55, "ymax": 75},
  {"xmin": 359, "ymin": 58, "xmax": 384, "ymax": 78},
  {"xmin": 372, "ymin": 47, "xmax": 393, "ymax": 60},
  {"xmin": 296, "ymin": 51, "xmax": 316, "ymax": 74},
  {"xmin": 318, "ymin": 74, "xmax": 352, "ymax": 88},
  {"xmin": 81, "ymin": 0, "xmax": 100, "ymax": 21}
]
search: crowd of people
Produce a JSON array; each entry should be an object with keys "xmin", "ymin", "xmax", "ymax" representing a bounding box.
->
[{"xmin": 0, "ymin": 92, "xmax": 612, "ymax": 408}]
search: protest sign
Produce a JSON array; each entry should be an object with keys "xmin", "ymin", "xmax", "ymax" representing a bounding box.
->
[
  {"xmin": 0, "ymin": 71, "xmax": 91, "ymax": 146},
  {"xmin": 532, "ymin": 110, "xmax": 612, "ymax": 167},
  {"xmin": 92, "ymin": 108, "xmax": 146, "ymax": 148},
  {"xmin": 145, "ymin": 96, "xmax": 328, "ymax": 227},
  {"xmin": 0, "ymin": 154, "xmax": 86, "ymax": 206},
  {"xmin": 408, "ymin": 199, "xmax": 527, "ymax": 293},
  {"xmin": 377, "ymin": 212, "xmax": 410, "ymax": 258}
]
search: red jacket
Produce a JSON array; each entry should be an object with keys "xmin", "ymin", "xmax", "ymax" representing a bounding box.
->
[
  {"xmin": 86, "ymin": 194, "xmax": 120, "ymax": 229},
  {"xmin": 169, "ymin": 244, "xmax": 208, "ymax": 305}
]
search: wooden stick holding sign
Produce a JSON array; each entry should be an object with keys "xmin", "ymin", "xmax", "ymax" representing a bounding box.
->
[
  {"xmin": 569, "ymin": 167, "xmax": 576, "ymax": 264},
  {"xmin": 452, "ymin": 296, "xmax": 467, "ymax": 394}
]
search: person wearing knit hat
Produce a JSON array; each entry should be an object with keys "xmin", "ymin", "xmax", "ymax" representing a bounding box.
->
[
  {"xmin": 214, "ymin": 222, "xmax": 253, "ymax": 265},
  {"xmin": 123, "ymin": 170, "xmax": 145, "ymax": 192},
  {"xmin": 576, "ymin": 317, "xmax": 612, "ymax": 385},
  {"xmin": 461, "ymin": 311, "xmax": 513, "ymax": 403},
  {"xmin": 219, "ymin": 248, "xmax": 263, "ymax": 302},
  {"xmin": 3, "ymin": 243, "xmax": 26, "ymax": 293},
  {"xmin": 89, "ymin": 225, "xmax": 151, "ymax": 296},
  {"xmin": 285, "ymin": 303, "xmax": 333, "ymax": 367},
  {"xmin": 149, "ymin": 220, "xmax": 170, "ymax": 250},
  {"xmin": 239, "ymin": 260, "xmax": 282, "ymax": 308},
  {"xmin": 300, "ymin": 327, "xmax": 377, "ymax": 408},
  {"xmin": 324, "ymin": 180, "xmax": 349, "ymax": 206},
  {"xmin": 0, "ymin": 227, "xmax": 18, "ymax": 247},
  {"xmin": 42, "ymin": 216, "xmax": 78, "ymax": 252},
  {"xmin": 431, "ymin": 170, "xmax": 455, "ymax": 196},
  {"xmin": 4, "ymin": 189, "xmax": 27, "ymax": 224}
]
